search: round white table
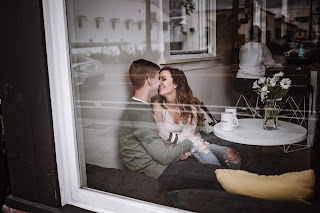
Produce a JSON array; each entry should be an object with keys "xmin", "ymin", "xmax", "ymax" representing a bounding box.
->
[{"xmin": 213, "ymin": 118, "xmax": 307, "ymax": 146}]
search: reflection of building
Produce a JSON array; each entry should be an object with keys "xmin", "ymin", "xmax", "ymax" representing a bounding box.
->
[
  {"xmin": 69, "ymin": 0, "xmax": 215, "ymax": 64},
  {"xmin": 287, "ymin": 8, "xmax": 311, "ymax": 40},
  {"xmin": 266, "ymin": 12, "xmax": 295, "ymax": 42},
  {"xmin": 69, "ymin": 0, "xmax": 160, "ymax": 49},
  {"xmin": 217, "ymin": 8, "xmax": 299, "ymax": 43},
  {"xmin": 296, "ymin": 28, "xmax": 308, "ymax": 40}
]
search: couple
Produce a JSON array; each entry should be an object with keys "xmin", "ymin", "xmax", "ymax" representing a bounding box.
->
[{"xmin": 119, "ymin": 59, "xmax": 241, "ymax": 189}]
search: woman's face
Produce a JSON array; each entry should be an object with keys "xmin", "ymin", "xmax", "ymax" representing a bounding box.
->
[{"xmin": 159, "ymin": 70, "xmax": 177, "ymax": 97}]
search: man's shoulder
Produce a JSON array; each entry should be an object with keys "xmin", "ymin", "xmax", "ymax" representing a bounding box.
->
[
  {"xmin": 127, "ymin": 100, "xmax": 151, "ymax": 112},
  {"xmin": 122, "ymin": 100, "xmax": 153, "ymax": 119}
]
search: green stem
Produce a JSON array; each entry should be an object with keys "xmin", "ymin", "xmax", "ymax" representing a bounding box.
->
[
  {"xmin": 264, "ymin": 101, "xmax": 277, "ymax": 127},
  {"xmin": 264, "ymin": 108, "xmax": 271, "ymax": 125}
]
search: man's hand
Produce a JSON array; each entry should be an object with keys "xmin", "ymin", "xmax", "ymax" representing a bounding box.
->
[{"xmin": 180, "ymin": 152, "xmax": 191, "ymax": 160}]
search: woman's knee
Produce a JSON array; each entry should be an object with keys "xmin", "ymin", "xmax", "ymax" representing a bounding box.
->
[{"xmin": 226, "ymin": 148, "xmax": 241, "ymax": 162}]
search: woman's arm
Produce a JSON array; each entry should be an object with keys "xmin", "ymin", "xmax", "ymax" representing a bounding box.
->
[
  {"xmin": 154, "ymin": 104, "xmax": 208, "ymax": 154},
  {"xmin": 178, "ymin": 108, "xmax": 209, "ymax": 153}
]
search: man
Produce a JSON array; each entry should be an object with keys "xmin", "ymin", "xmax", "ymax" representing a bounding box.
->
[
  {"xmin": 119, "ymin": 59, "xmax": 223, "ymax": 190},
  {"xmin": 235, "ymin": 25, "xmax": 276, "ymax": 92}
]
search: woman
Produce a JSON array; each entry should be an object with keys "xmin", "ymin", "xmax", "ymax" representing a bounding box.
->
[{"xmin": 152, "ymin": 67, "xmax": 241, "ymax": 169}]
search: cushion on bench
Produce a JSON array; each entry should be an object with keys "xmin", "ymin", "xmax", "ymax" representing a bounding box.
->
[
  {"xmin": 86, "ymin": 164, "xmax": 174, "ymax": 207},
  {"xmin": 215, "ymin": 169, "xmax": 315, "ymax": 204},
  {"xmin": 177, "ymin": 189, "xmax": 312, "ymax": 213}
]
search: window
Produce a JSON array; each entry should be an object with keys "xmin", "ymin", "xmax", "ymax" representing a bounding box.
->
[
  {"xmin": 76, "ymin": 15, "xmax": 87, "ymax": 28},
  {"xmin": 161, "ymin": 0, "xmax": 216, "ymax": 63},
  {"xmin": 138, "ymin": 21, "xmax": 144, "ymax": 30},
  {"xmin": 95, "ymin": 17, "xmax": 104, "ymax": 28},
  {"xmin": 43, "ymin": 0, "xmax": 319, "ymax": 212},
  {"xmin": 169, "ymin": 0, "xmax": 207, "ymax": 54},
  {"xmin": 295, "ymin": 16, "xmax": 309, "ymax": 23},
  {"xmin": 111, "ymin": 18, "xmax": 120, "ymax": 29}
]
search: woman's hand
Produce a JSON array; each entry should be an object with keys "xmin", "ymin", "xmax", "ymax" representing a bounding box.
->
[{"xmin": 180, "ymin": 152, "xmax": 191, "ymax": 160}]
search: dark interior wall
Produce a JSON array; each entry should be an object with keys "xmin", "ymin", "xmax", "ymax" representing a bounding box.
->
[{"xmin": 1, "ymin": 0, "xmax": 61, "ymax": 209}]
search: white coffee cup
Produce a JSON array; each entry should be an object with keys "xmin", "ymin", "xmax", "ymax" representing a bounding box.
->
[
  {"xmin": 225, "ymin": 107, "xmax": 238, "ymax": 125},
  {"xmin": 220, "ymin": 112, "xmax": 239, "ymax": 131},
  {"xmin": 225, "ymin": 107, "xmax": 237, "ymax": 118}
]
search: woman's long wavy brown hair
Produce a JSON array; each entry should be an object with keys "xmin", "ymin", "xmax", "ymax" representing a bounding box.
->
[{"xmin": 159, "ymin": 67, "xmax": 204, "ymax": 126}]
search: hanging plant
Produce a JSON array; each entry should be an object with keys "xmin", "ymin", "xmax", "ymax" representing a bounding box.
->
[{"xmin": 181, "ymin": 0, "xmax": 196, "ymax": 15}]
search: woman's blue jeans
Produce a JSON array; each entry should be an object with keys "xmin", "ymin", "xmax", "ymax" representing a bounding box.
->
[{"xmin": 190, "ymin": 143, "xmax": 241, "ymax": 169}]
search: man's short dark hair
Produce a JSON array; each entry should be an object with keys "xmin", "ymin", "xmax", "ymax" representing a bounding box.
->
[
  {"xmin": 129, "ymin": 59, "xmax": 160, "ymax": 89},
  {"xmin": 250, "ymin": 25, "xmax": 262, "ymax": 41}
]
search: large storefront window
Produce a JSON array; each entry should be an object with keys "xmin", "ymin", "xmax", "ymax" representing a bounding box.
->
[{"xmin": 43, "ymin": 0, "xmax": 319, "ymax": 212}]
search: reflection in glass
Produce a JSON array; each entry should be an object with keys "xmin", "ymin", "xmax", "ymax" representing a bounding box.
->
[
  {"xmin": 169, "ymin": 0, "xmax": 209, "ymax": 54},
  {"xmin": 64, "ymin": 0, "xmax": 319, "ymax": 207}
]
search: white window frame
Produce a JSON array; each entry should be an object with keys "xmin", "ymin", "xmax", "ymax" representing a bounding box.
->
[
  {"xmin": 42, "ymin": 0, "xmax": 190, "ymax": 212},
  {"xmin": 159, "ymin": 0, "xmax": 216, "ymax": 64}
]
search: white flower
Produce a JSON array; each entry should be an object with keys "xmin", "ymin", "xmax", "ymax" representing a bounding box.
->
[
  {"xmin": 261, "ymin": 85, "xmax": 268, "ymax": 92},
  {"xmin": 273, "ymin": 72, "xmax": 284, "ymax": 78},
  {"xmin": 280, "ymin": 78, "xmax": 291, "ymax": 89},
  {"xmin": 266, "ymin": 77, "xmax": 271, "ymax": 84},
  {"xmin": 269, "ymin": 77, "xmax": 277, "ymax": 87},
  {"xmin": 252, "ymin": 80, "xmax": 259, "ymax": 89},
  {"xmin": 258, "ymin": 77, "xmax": 266, "ymax": 84},
  {"xmin": 260, "ymin": 91, "xmax": 268, "ymax": 101}
]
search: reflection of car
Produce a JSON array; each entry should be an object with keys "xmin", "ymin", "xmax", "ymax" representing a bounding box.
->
[
  {"xmin": 283, "ymin": 41, "xmax": 318, "ymax": 58},
  {"xmin": 267, "ymin": 39, "xmax": 291, "ymax": 53},
  {"xmin": 71, "ymin": 54, "xmax": 105, "ymax": 85}
]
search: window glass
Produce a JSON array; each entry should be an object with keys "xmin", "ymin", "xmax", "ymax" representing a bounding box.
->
[
  {"xmin": 169, "ymin": 0, "xmax": 209, "ymax": 54},
  {"xmin": 62, "ymin": 0, "xmax": 319, "ymax": 210}
]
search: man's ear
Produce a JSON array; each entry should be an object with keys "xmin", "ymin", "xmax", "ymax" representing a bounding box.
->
[{"xmin": 147, "ymin": 76, "xmax": 153, "ymax": 86}]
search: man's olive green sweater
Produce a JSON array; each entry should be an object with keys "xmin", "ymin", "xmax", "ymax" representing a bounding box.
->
[{"xmin": 119, "ymin": 99, "xmax": 192, "ymax": 179}]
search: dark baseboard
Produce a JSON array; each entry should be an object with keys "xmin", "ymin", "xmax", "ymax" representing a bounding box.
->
[{"xmin": 5, "ymin": 195, "xmax": 93, "ymax": 213}]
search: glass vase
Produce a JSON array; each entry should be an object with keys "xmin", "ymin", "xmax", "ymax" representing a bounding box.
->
[{"xmin": 263, "ymin": 100, "xmax": 279, "ymax": 130}]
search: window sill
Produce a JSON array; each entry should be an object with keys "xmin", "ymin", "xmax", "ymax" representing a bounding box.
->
[{"xmin": 160, "ymin": 56, "xmax": 221, "ymax": 65}]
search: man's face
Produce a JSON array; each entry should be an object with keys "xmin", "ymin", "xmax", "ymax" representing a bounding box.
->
[{"xmin": 151, "ymin": 73, "xmax": 160, "ymax": 97}]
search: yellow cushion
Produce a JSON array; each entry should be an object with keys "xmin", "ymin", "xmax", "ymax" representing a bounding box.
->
[{"xmin": 215, "ymin": 169, "xmax": 315, "ymax": 204}]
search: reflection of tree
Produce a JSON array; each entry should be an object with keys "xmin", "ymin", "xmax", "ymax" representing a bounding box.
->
[
  {"xmin": 146, "ymin": 0, "xmax": 151, "ymax": 55},
  {"xmin": 181, "ymin": 0, "xmax": 195, "ymax": 15},
  {"xmin": 217, "ymin": 0, "xmax": 251, "ymax": 64},
  {"xmin": 170, "ymin": 0, "xmax": 195, "ymax": 16},
  {"xmin": 232, "ymin": 0, "xmax": 240, "ymax": 45},
  {"xmin": 232, "ymin": 0, "xmax": 250, "ymax": 45}
]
